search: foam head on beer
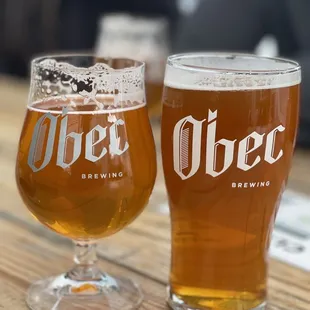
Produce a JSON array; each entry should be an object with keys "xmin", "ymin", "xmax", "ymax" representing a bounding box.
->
[
  {"xmin": 161, "ymin": 53, "xmax": 301, "ymax": 309},
  {"xmin": 16, "ymin": 56, "xmax": 157, "ymax": 240}
]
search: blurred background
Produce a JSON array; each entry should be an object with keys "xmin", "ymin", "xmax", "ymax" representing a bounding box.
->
[
  {"xmin": 0, "ymin": 2, "xmax": 310, "ymax": 303},
  {"xmin": 1, "ymin": 0, "xmax": 310, "ymax": 147}
]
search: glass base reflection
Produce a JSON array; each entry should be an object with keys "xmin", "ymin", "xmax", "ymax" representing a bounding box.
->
[
  {"xmin": 167, "ymin": 287, "xmax": 267, "ymax": 310},
  {"xmin": 26, "ymin": 272, "xmax": 143, "ymax": 310}
]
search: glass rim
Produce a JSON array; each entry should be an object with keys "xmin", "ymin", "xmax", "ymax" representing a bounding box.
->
[
  {"xmin": 31, "ymin": 53, "xmax": 145, "ymax": 74},
  {"xmin": 167, "ymin": 52, "xmax": 301, "ymax": 76}
]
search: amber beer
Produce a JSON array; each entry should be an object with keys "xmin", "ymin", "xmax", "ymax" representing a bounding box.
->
[
  {"xmin": 161, "ymin": 54, "xmax": 301, "ymax": 309},
  {"xmin": 145, "ymin": 76, "xmax": 164, "ymax": 113},
  {"xmin": 16, "ymin": 96, "xmax": 156, "ymax": 240},
  {"xmin": 145, "ymin": 62, "xmax": 165, "ymax": 115}
]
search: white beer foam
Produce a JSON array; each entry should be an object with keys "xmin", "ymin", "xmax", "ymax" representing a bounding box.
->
[
  {"xmin": 28, "ymin": 95, "xmax": 146, "ymax": 115},
  {"xmin": 29, "ymin": 57, "xmax": 145, "ymax": 109},
  {"xmin": 164, "ymin": 53, "xmax": 301, "ymax": 91}
]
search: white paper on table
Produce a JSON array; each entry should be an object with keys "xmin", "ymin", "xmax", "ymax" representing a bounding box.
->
[{"xmin": 270, "ymin": 190, "xmax": 310, "ymax": 271}]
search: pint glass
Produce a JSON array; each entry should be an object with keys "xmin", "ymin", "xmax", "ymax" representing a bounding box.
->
[{"xmin": 161, "ymin": 53, "xmax": 301, "ymax": 309}]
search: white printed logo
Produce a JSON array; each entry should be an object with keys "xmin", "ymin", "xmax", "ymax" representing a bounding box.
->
[
  {"xmin": 28, "ymin": 109, "xmax": 129, "ymax": 172},
  {"xmin": 173, "ymin": 110, "xmax": 285, "ymax": 180}
]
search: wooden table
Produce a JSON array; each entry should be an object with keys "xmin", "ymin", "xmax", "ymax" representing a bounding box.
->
[{"xmin": 0, "ymin": 76, "xmax": 310, "ymax": 310}]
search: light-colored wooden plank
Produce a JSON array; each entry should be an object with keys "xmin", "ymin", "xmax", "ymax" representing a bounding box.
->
[{"xmin": 0, "ymin": 218, "xmax": 168, "ymax": 310}]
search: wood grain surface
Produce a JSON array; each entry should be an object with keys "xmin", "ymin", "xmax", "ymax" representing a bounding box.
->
[{"xmin": 0, "ymin": 76, "xmax": 309, "ymax": 310}]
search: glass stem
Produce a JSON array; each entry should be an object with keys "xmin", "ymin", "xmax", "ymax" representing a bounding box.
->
[
  {"xmin": 74, "ymin": 241, "xmax": 98, "ymax": 266},
  {"xmin": 66, "ymin": 241, "xmax": 102, "ymax": 281}
]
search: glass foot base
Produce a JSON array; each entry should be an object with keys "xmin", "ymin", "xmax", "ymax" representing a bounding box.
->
[
  {"xmin": 168, "ymin": 288, "xmax": 266, "ymax": 310},
  {"xmin": 26, "ymin": 273, "xmax": 143, "ymax": 310}
]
